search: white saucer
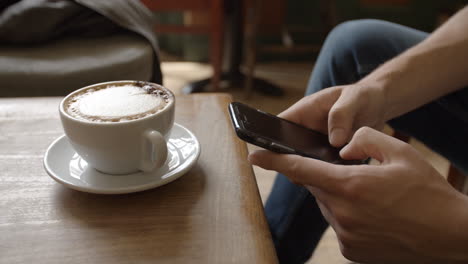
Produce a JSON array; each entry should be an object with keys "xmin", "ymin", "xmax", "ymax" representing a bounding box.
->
[{"xmin": 43, "ymin": 123, "xmax": 201, "ymax": 194}]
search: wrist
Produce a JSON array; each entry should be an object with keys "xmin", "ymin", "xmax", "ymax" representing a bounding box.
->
[
  {"xmin": 357, "ymin": 51, "xmax": 418, "ymax": 121},
  {"xmin": 355, "ymin": 78, "xmax": 393, "ymax": 121}
]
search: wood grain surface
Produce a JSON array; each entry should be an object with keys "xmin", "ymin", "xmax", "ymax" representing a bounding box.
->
[{"xmin": 0, "ymin": 94, "xmax": 278, "ymax": 264}]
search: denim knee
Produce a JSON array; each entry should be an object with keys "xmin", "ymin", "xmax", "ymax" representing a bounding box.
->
[
  {"xmin": 325, "ymin": 19, "xmax": 384, "ymax": 50},
  {"xmin": 306, "ymin": 19, "xmax": 427, "ymax": 95},
  {"xmin": 306, "ymin": 19, "xmax": 385, "ymax": 93},
  {"xmin": 325, "ymin": 19, "xmax": 405, "ymax": 77}
]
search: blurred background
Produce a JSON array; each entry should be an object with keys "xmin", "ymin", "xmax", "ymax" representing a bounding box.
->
[
  {"xmin": 1, "ymin": 0, "xmax": 467, "ymax": 263},
  {"xmin": 155, "ymin": 0, "xmax": 463, "ymax": 62}
]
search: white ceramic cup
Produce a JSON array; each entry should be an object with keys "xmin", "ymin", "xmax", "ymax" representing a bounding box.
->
[{"xmin": 59, "ymin": 81, "xmax": 175, "ymax": 175}]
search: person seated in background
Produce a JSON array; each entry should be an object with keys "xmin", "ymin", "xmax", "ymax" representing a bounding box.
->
[{"xmin": 249, "ymin": 5, "xmax": 468, "ymax": 264}]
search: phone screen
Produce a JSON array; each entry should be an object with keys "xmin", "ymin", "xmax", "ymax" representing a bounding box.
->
[{"xmin": 231, "ymin": 102, "xmax": 345, "ymax": 163}]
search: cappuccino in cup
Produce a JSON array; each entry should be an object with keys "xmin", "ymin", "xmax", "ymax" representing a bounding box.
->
[
  {"xmin": 64, "ymin": 81, "xmax": 173, "ymax": 123},
  {"xmin": 60, "ymin": 81, "xmax": 175, "ymax": 175}
]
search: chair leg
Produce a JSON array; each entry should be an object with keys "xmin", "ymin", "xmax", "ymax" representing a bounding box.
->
[
  {"xmin": 210, "ymin": 0, "xmax": 224, "ymax": 92},
  {"xmin": 243, "ymin": 0, "xmax": 261, "ymax": 97}
]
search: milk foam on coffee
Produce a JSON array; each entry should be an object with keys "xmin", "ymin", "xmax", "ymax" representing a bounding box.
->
[{"xmin": 65, "ymin": 83, "xmax": 171, "ymax": 122}]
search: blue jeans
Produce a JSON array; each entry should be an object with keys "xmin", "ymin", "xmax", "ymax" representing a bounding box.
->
[{"xmin": 265, "ymin": 19, "xmax": 468, "ymax": 264}]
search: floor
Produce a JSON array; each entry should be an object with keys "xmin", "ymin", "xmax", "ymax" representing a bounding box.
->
[{"xmin": 162, "ymin": 61, "xmax": 451, "ymax": 264}]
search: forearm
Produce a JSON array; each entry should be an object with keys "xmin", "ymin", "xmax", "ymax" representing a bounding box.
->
[{"xmin": 359, "ymin": 6, "xmax": 468, "ymax": 120}]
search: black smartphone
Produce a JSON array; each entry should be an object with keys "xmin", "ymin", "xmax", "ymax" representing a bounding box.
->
[{"xmin": 229, "ymin": 102, "xmax": 357, "ymax": 164}]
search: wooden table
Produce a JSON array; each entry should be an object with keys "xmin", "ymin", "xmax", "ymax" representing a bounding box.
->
[{"xmin": 0, "ymin": 94, "xmax": 278, "ymax": 264}]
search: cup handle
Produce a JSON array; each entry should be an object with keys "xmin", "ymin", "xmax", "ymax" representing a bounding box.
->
[{"xmin": 139, "ymin": 130, "xmax": 168, "ymax": 172}]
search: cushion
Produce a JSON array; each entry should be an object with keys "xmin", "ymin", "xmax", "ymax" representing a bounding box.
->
[{"xmin": 0, "ymin": 33, "xmax": 153, "ymax": 97}]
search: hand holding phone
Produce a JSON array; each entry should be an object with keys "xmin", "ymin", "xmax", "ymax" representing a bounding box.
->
[{"xmin": 229, "ymin": 102, "xmax": 362, "ymax": 165}]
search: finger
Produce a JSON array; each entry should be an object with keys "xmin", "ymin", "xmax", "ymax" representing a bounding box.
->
[
  {"xmin": 277, "ymin": 97, "xmax": 307, "ymax": 122},
  {"xmin": 339, "ymin": 126, "xmax": 407, "ymax": 163},
  {"xmin": 328, "ymin": 90, "xmax": 358, "ymax": 147},
  {"xmin": 248, "ymin": 150, "xmax": 344, "ymax": 192},
  {"xmin": 278, "ymin": 88, "xmax": 343, "ymax": 134}
]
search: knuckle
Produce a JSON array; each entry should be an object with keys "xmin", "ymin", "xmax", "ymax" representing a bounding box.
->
[
  {"xmin": 354, "ymin": 126, "xmax": 373, "ymax": 137},
  {"xmin": 284, "ymin": 157, "xmax": 303, "ymax": 185},
  {"xmin": 329, "ymin": 106, "xmax": 348, "ymax": 122}
]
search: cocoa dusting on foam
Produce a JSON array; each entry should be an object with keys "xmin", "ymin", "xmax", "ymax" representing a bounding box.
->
[
  {"xmin": 65, "ymin": 82, "xmax": 173, "ymax": 123},
  {"xmin": 135, "ymin": 81, "xmax": 172, "ymax": 104}
]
